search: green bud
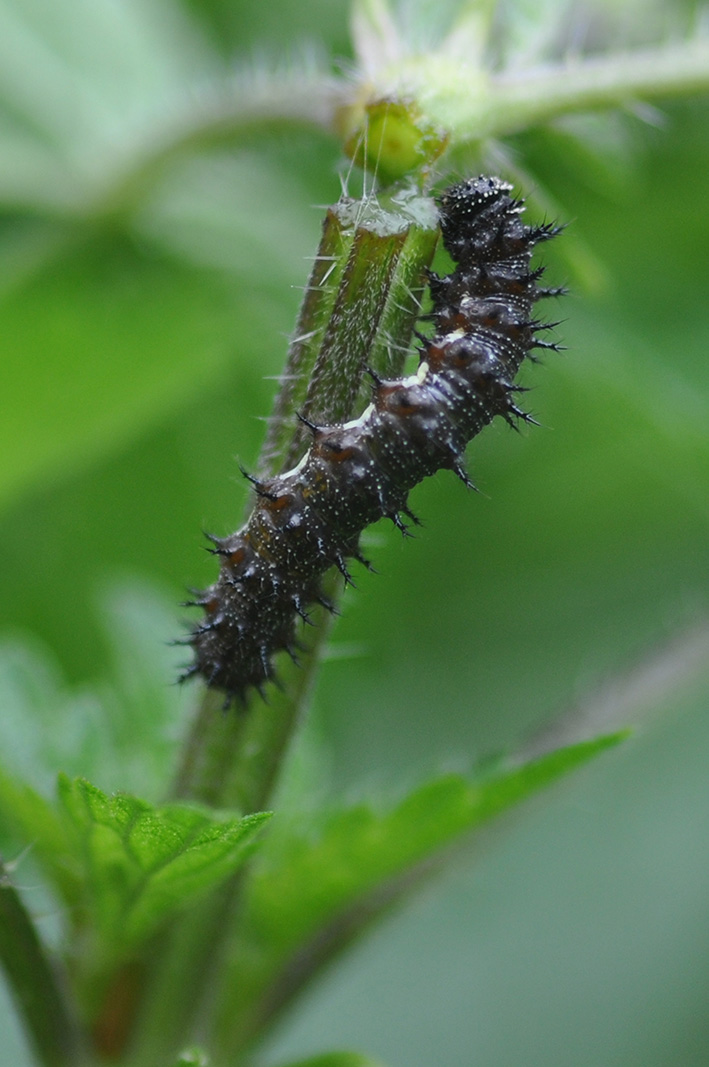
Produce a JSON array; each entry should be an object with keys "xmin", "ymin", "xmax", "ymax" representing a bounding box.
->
[{"xmin": 344, "ymin": 99, "xmax": 448, "ymax": 183}]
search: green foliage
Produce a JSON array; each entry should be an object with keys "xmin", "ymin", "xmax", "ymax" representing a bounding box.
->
[
  {"xmin": 55, "ymin": 777, "xmax": 270, "ymax": 957},
  {"xmin": 0, "ymin": 2, "xmax": 708, "ymax": 1067},
  {"xmin": 274, "ymin": 1054, "xmax": 388, "ymax": 1067},
  {"xmin": 248, "ymin": 738, "xmax": 625, "ymax": 979},
  {"xmin": 214, "ymin": 736, "xmax": 625, "ymax": 1053},
  {"xmin": 173, "ymin": 1051, "xmax": 210, "ymax": 1067},
  {"xmin": 1, "ymin": 236, "xmax": 242, "ymax": 510},
  {"xmin": 0, "ymin": 582, "xmax": 194, "ymax": 799},
  {"xmin": 0, "ymin": 770, "xmax": 78, "ymax": 906}
]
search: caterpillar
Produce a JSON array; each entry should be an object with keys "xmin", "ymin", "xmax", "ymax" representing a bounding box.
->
[{"xmin": 182, "ymin": 175, "xmax": 563, "ymax": 704}]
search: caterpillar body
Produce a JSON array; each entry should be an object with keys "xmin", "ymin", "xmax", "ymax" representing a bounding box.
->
[{"xmin": 182, "ymin": 175, "xmax": 563, "ymax": 704}]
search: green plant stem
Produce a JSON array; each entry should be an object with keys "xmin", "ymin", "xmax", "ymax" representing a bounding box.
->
[
  {"xmin": 171, "ymin": 594, "xmax": 337, "ymax": 813},
  {"xmin": 115, "ymin": 192, "xmax": 439, "ymax": 1065},
  {"xmin": 125, "ymin": 589, "xmax": 336, "ymax": 1063},
  {"xmin": 486, "ymin": 40, "xmax": 709, "ymax": 136},
  {"xmin": 257, "ymin": 207, "xmax": 358, "ymax": 477},
  {"xmin": 171, "ymin": 190, "xmax": 439, "ymax": 816},
  {"xmin": 378, "ymin": 43, "xmax": 709, "ymax": 148},
  {"xmin": 259, "ymin": 190, "xmax": 441, "ymax": 478},
  {"xmin": 0, "ymin": 858, "xmax": 83, "ymax": 1067}
]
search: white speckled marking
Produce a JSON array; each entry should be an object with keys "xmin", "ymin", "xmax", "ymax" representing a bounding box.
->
[
  {"xmin": 343, "ymin": 402, "xmax": 375, "ymax": 430},
  {"xmin": 280, "ymin": 451, "xmax": 310, "ymax": 480}
]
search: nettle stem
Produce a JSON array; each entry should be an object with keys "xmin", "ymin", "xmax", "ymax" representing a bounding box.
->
[
  {"xmin": 172, "ymin": 186, "xmax": 439, "ymax": 815},
  {"xmin": 121, "ymin": 187, "xmax": 439, "ymax": 1066}
]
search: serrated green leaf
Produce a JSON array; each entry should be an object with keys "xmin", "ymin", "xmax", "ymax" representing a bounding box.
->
[
  {"xmin": 57, "ymin": 776, "xmax": 270, "ymax": 953},
  {"xmin": 214, "ymin": 734, "xmax": 625, "ymax": 1050}
]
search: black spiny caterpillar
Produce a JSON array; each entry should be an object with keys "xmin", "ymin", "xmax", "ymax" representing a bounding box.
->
[{"xmin": 182, "ymin": 176, "xmax": 563, "ymax": 703}]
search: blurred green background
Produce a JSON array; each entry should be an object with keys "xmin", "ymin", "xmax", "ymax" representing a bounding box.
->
[{"xmin": 1, "ymin": 1, "xmax": 708, "ymax": 1065}]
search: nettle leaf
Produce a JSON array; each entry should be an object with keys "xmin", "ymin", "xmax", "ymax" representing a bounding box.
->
[
  {"xmin": 215, "ymin": 734, "xmax": 625, "ymax": 1044},
  {"xmin": 57, "ymin": 776, "xmax": 270, "ymax": 953}
]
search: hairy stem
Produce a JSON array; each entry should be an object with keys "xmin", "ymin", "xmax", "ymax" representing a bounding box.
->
[
  {"xmin": 486, "ymin": 40, "xmax": 709, "ymax": 137},
  {"xmin": 121, "ymin": 190, "xmax": 440, "ymax": 1065},
  {"xmin": 172, "ymin": 188, "xmax": 439, "ymax": 815}
]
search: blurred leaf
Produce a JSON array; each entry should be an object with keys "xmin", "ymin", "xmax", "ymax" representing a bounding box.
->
[
  {"xmin": 0, "ymin": 636, "xmax": 99, "ymax": 792},
  {"xmin": 0, "ymin": 768, "xmax": 79, "ymax": 906},
  {"xmin": 0, "ymin": 580, "xmax": 194, "ymax": 799},
  {"xmin": 56, "ymin": 776, "xmax": 270, "ymax": 953},
  {"xmin": 215, "ymin": 734, "xmax": 625, "ymax": 1044},
  {"xmin": 0, "ymin": 234, "xmax": 242, "ymax": 510},
  {"xmin": 173, "ymin": 1048, "xmax": 210, "ymax": 1067},
  {"xmin": 274, "ymin": 1053, "xmax": 387, "ymax": 1067},
  {"xmin": 0, "ymin": 0, "xmax": 334, "ymax": 514},
  {"xmin": 0, "ymin": 0, "xmax": 214, "ymax": 210},
  {"xmin": 0, "ymin": 857, "xmax": 82, "ymax": 1067},
  {"xmin": 94, "ymin": 581, "xmax": 194, "ymax": 793}
]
